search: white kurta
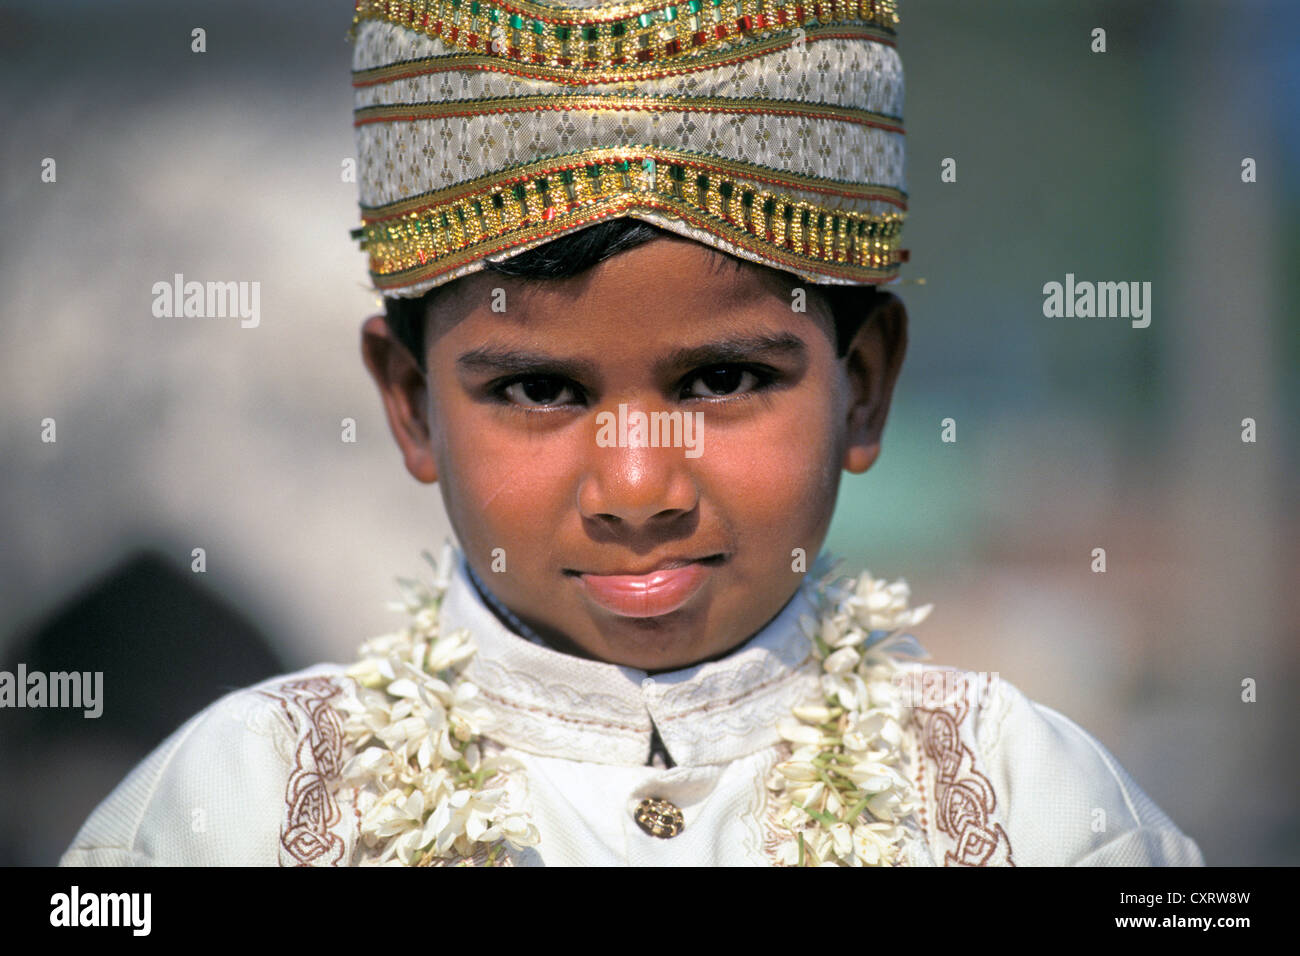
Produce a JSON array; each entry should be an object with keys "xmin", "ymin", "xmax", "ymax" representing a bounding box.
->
[{"xmin": 59, "ymin": 551, "xmax": 1204, "ymax": 866}]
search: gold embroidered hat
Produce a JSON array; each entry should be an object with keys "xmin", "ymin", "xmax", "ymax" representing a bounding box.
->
[{"xmin": 348, "ymin": 0, "xmax": 908, "ymax": 298}]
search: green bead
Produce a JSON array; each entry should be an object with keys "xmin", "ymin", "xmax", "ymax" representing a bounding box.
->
[
  {"xmin": 488, "ymin": 9, "xmax": 499, "ymax": 23},
  {"xmin": 687, "ymin": 0, "xmax": 702, "ymax": 11},
  {"xmin": 586, "ymin": 164, "xmax": 601, "ymax": 178},
  {"xmin": 616, "ymin": 159, "xmax": 630, "ymax": 172},
  {"xmin": 511, "ymin": 13, "xmax": 524, "ymax": 28},
  {"xmin": 740, "ymin": 190, "xmax": 753, "ymax": 207},
  {"xmin": 719, "ymin": 181, "xmax": 733, "ymax": 198},
  {"xmin": 763, "ymin": 197, "xmax": 775, "ymax": 215},
  {"xmin": 470, "ymin": 1, "xmax": 479, "ymax": 14},
  {"xmin": 491, "ymin": 192, "xmax": 505, "ymax": 208},
  {"xmin": 638, "ymin": 13, "xmax": 653, "ymax": 27},
  {"xmin": 559, "ymin": 169, "xmax": 575, "ymax": 184},
  {"xmin": 611, "ymin": 21, "xmax": 626, "ymax": 36},
  {"xmin": 583, "ymin": 26, "xmax": 599, "ymax": 40},
  {"xmin": 531, "ymin": 19, "xmax": 543, "ymax": 34},
  {"xmin": 664, "ymin": 6, "xmax": 678, "ymax": 21},
  {"xmin": 555, "ymin": 25, "xmax": 570, "ymax": 40},
  {"xmin": 696, "ymin": 173, "xmax": 709, "ymax": 189},
  {"xmin": 512, "ymin": 184, "xmax": 527, "ymax": 200}
]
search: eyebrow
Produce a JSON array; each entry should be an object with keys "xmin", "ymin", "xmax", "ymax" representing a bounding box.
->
[
  {"xmin": 664, "ymin": 332, "xmax": 807, "ymax": 373},
  {"xmin": 455, "ymin": 332, "xmax": 807, "ymax": 379},
  {"xmin": 455, "ymin": 347, "xmax": 599, "ymax": 380}
]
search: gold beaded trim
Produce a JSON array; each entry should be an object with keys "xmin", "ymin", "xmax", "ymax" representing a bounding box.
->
[
  {"xmin": 354, "ymin": 93, "xmax": 903, "ymax": 132},
  {"xmin": 350, "ymin": 0, "xmax": 899, "ymax": 77},
  {"xmin": 351, "ymin": 148, "xmax": 905, "ymax": 289},
  {"xmin": 354, "ymin": 23, "xmax": 893, "ymax": 87}
]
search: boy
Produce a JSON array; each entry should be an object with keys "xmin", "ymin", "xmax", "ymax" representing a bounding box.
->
[{"xmin": 60, "ymin": 0, "xmax": 1202, "ymax": 866}]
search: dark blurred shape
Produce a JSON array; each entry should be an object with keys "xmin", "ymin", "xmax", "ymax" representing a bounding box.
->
[{"xmin": 0, "ymin": 549, "xmax": 287, "ymax": 865}]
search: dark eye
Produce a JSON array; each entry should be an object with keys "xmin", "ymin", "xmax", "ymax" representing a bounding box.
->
[
  {"xmin": 683, "ymin": 365, "xmax": 767, "ymax": 399},
  {"xmin": 499, "ymin": 375, "xmax": 579, "ymax": 408}
]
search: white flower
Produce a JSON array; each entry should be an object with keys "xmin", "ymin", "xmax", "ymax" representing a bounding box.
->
[
  {"xmin": 412, "ymin": 606, "xmax": 439, "ymax": 636},
  {"xmin": 791, "ymin": 703, "xmax": 834, "ymax": 724},
  {"xmin": 775, "ymin": 838, "xmax": 802, "ymax": 866},
  {"xmin": 821, "ymin": 670, "xmax": 868, "ymax": 710},
  {"xmin": 823, "ymin": 646, "xmax": 861, "ymax": 674},
  {"xmin": 497, "ymin": 814, "xmax": 541, "ymax": 849},
  {"xmin": 842, "ymin": 709, "xmax": 903, "ymax": 753},
  {"xmin": 359, "ymin": 788, "xmax": 443, "ymax": 866},
  {"xmin": 841, "ymin": 759, "xmax": 906, "ymax": 793},
  {"xmin": 779, "ymin": 804, "xmax": 808, "ymax": 832},
  {"xmin": 853, "ymin": 822, "xmax": 904, "ymax": 866},
  {"xmin": 842, "ymin": 573, "xmax": 932, "ymax": 632},
  {"xmin": 426, "ymin": 628, "xmax": 476, "ymax": 672},
  {"xmin": 427, "ymin": 788, "xmax": 505, "ymax": 855},
  {"xmin": 341, "ymin": 745, "xmax": 398, "ymax": 783},
  {"xmin": 776, "ymin": 716, "xmax": 824, "ymax": 747},
  {"xmin": 775, "ymin": 758, "xmax": 819, "ymax": 783},
  {"xmin": 801, "ymin": 827, "xmax": 833, "ymax": 864},
  {"xmin": 827, "ymin": 822, "xmax": 854, "ymax": 858}
]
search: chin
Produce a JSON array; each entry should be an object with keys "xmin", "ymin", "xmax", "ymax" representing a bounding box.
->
[{"xmin": 586, "ymin": 611, "xmax": 730, "ymax": 671}]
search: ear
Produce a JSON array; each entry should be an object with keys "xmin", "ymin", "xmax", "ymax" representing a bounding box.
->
[
  {"xmin": 360, "ymin": 313, "xmax": 438, "ymax": 484},
  {"xmin": 841, "ymin": 291, "xmax": 908, "ymax": 474}
]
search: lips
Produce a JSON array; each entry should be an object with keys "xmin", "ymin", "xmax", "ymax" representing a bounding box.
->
[{"xmin": 571, "ymin": 556, "xmax": 721, "ymax": 619}]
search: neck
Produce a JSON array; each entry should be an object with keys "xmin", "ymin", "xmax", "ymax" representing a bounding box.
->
[{"xmin": 464, "ymin": 560, "xmax": 550, "ymax": 648}]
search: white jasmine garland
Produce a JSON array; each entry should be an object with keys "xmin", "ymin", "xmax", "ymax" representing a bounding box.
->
[
  {"xmin": 340, "ymin": 543, "xmax": 539, "ymax": 866},
  {"xmin": 766, "ymin": 554, "xmax": 932, "ymax": 867},
  {"xmin": 339, "ymin": 546, "xmax": 930, "ymax": 867}
]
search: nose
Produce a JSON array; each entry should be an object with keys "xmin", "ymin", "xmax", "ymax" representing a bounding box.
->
[{"xmin": 577, "ymin": 405, "xmax": 700, "ymax": 528}]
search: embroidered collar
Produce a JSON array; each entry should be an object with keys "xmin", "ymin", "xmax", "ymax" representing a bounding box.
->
[{"xmin": 447, "ymin": 549, "xmax": 823, "ymax": 767}]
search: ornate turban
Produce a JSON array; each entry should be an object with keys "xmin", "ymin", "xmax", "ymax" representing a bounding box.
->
[{"xmin": 348, "ymin": 0, "xmax": 907, "ymax": 298}]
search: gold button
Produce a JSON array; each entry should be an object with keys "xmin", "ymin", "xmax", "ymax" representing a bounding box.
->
[{"xmin": 634, "ymin": 797, "xmax": 685, "ymax": 839}]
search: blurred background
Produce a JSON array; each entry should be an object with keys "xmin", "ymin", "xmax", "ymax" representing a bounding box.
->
[{"xmin": 0, "ymin": 0, "xmax": 1295, "ymax": 865}]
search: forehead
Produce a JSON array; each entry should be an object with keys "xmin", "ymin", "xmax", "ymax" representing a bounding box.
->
[{"xmin": 425, "ymin": 236, "xmax": 836, "ymax": 352}]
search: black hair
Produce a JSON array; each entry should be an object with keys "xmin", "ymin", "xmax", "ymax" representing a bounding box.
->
[{"xmin": 382, "ymin": 218, "xmax": 885, "ymax": 368}]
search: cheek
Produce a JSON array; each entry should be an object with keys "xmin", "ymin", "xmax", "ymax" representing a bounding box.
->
[
  {"xmin": 698, "ymin": 395, "xmax": 839, "ymax": 533},
  {"xmin": 434, "ymin": 398, "xmax": 573, "ymax": 544}
]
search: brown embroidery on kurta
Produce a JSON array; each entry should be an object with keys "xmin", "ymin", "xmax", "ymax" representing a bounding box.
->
[
  {"xmin": 762, "ymin": 741, "xmax": 797, "ymax": 865},
  {"xmin": 260, "ymin": 677, "xmax": 348, "ymax": 866},
  {"xmin": 912, "ymin": 672, "xmax": 1014, "ymax": 867}
]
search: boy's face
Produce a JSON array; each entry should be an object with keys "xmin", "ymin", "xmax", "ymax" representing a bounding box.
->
[{"xmin": 362, "ymin": 235, "xmax": 906, "ymax": 672}]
